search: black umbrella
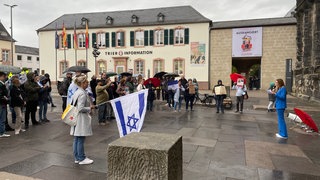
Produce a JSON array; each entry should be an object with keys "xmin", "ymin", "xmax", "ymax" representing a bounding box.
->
[
  {"xmin": 153, "ymin": 71, "xmax": 167, "ymax": 79},
  {"xmin": 63, "ymin": 66, "xmax": 91, "ymax": 73},
  {"xmin": 163, "ymin": 73, "xmax": 179, "ymax": 78},
  {"xmin": 120, "ymin": 72, "xmax": 132, "ymax": 77},
  {"xmin": 0, "ymin": 65, "xmax": 22, "ymax": 74},
  {"xmin": 106, "ymin": 72, "xmax": 118, "ymax": 77}
]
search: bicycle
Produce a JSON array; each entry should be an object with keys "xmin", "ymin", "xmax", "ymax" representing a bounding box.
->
[{"xmin": 193, "ymin": 93, "xmax": 216, "ymax": 106}]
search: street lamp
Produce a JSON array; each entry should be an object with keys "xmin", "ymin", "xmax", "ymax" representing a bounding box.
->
[
  {"xmin": 92, "ymin": 42, "xmax": 100, "ymax": 75},
  {"xmin": 4, "ymin": 4, "xmax": 17, "ymax": 66}
]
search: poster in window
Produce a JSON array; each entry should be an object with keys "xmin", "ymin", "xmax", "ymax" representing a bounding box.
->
[
  {"xmin": 232, "ymin": 27, "xmax": 262, "ymax": 57},
  {"xmin": 190, "ymin": 42, "xmax": 206, "ymax": 64}
]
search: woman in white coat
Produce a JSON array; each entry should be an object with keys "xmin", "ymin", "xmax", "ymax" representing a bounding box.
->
[{"xmin": 70, "ymin": 74, "xmax": 96, "ymax": 165}]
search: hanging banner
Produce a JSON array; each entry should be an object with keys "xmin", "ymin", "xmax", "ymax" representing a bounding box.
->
[{"xmin": 232, "ymin": 27, "xmax": 262, "ymax": 57}]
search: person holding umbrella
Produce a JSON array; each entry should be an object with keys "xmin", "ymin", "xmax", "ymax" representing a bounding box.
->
[{"xmin": 271, "ymin": 79, "xmax": 288, "ymax": 139}]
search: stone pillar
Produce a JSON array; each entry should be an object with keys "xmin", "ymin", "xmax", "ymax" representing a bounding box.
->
[
  {"xmin": 295, "ymin": 0, "xmax": 320, "ymax": 101},
  {"xmin": 107, "ymin": 132, "xmax": 182, "ymax": 180}
]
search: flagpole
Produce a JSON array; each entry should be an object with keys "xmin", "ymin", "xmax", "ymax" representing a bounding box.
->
[
  {"xmin": 74, "ymin": 21, "xmax": 77, "ymax": 66},
  {"xmin": 55, "ymin": 23, "xmax": 58, "ymax": 82}
]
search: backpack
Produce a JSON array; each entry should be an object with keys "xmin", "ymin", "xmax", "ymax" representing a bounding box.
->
[{"xmin": 57, "ymin": 81, "xmax": 66, "ymax": 96}]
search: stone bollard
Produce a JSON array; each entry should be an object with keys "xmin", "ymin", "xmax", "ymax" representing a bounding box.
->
[{"xmin": 107, "ymin": 132, "xmax": 182, "ymax": 180}]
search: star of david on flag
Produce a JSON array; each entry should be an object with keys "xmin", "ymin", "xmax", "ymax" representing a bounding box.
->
[{"xmin": 110, "ymin": 89, "xmax": 148, "ymax": 137}]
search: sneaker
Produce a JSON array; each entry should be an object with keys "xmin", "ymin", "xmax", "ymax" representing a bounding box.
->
[
  {"xmin": 44, "ymin": 118, "xmax": 50, "ymax": 122},
  {"xmin": 0, "ymin": 134, "xmax": 10, "ymax": 138},
  {"xmin": 20, "ymin": 129, "xmax": 26, "ymax": 132},
  {"xmin": 240, "ymin": 111, "xmax": 243, "ymax": 114},
  {"xmin": 99, "ymin": 122, "xmax": 106, "ymax": 126},
  {"xmin": 276, "ymin": 133, "xmax": 288, "ymax": 139},
  {"xmin": 15, "ymin": 131, "xmax": 20, "ymax": 135},
  {"xmin": 235, "ymin": 110, "xmax": 239, "ymax": 113},
  {"xmin": 74, "ymin": 160, "xmax": 79, "ymax": 164},
  {"xmin": 79, "ymin": 158, "xmax": 93, "ymax": 165}
]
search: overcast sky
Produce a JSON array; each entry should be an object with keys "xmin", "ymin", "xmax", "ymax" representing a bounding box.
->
[{"xmin": 0, "ymin": 0, "xmax": 296, "ymax": 48}]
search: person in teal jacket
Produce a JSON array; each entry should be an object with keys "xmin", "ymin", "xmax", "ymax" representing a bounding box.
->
[{"xmin": 272, "ymin": 79, "xmax": 288, "ymax": 139}]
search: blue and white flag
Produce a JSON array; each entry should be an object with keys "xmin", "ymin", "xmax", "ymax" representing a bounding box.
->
[
  {"xmin": 168, "ymin": 80, "xmax": 178, "ymax": 91},
  {"xmin": 67, "ymin": 82, "xmax": 79, "ymax": 104},
  {"xmin": 110, "ymin": 89, "xmax": 148, "ymax": 137}
]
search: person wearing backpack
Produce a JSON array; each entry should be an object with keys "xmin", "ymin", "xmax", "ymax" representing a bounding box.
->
[{"xmin": 59, "ymin": 72, "xmax": 72, "ymax": 111}]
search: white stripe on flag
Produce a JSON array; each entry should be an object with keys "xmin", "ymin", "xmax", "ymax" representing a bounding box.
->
[{"xmin": 110, "ymin": 89, "xmax": 148, "ymax": 137}]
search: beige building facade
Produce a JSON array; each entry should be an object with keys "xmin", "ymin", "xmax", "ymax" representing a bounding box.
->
[
  {"xmin": 37, "ymin": 6, "xmax": 211, "ymax": 88},
  {"xmin": 210, "ymin": 17, "xmax": 297, "ymax": 90}
]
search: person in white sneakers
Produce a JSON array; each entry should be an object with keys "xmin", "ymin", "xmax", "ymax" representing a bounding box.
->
[{"xmin": 70, "ymin": 74, "xmax": 96, "ymax": 165}]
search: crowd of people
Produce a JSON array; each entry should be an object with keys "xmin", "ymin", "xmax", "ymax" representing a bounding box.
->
[
  {"xmin": 0, "ymin": 70, "xmax": 56, "ymax": 137},
  {"xmin": 0, "ymin": 69, "xmax": 288, "ymax": 164}
]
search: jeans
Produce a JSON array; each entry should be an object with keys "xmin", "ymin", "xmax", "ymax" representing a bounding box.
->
[
  {"xmin": 147, "ymin": 100, "xmax": 154, "ymax": 111},
  {"xmin": 10, "ymin": 107, "xmax": 16, "ymax": 124},
  {"xmin": 38, "ymin": 100, "xmax": 48, "ymax": 121},
  {"xmin": 98, "ymin": 103, "xmax": 107, "ymax": 123},
  {"xmin": 216, "ymin": 95, "xmax": 224, "ymax": 113},
  {"xmin": 174, "ymin": 97, "xmax": 182, "ymax": 111},
  {"xmin": 73, "ymin": 136, "xmax": 86, "ymax": 161},
  {"xmin": 236, "ymin": 96, "xmax": 244, "ymax": 111},
  {"xmin": 185, "ymin": 95, "xmax": 195, "ymax": 110},
  {"xmin": 277, "ymin": 109, "xmax": 288, "ymax": 137},
  {"xmin": 0, "ymin": 105, "xmax": 6, "ymax": 135}
]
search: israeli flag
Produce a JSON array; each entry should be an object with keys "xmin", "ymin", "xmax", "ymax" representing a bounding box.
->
[
  {"xmin": 67, "ymin": 82, "xmax": 79, "ymax": 105},
  {"xmin": 168, "ymin": 80, "xmax": 178, "ymax": 91},
  {"xmin": 110, "ymin": 89, "xmax": 148, "ymax": 137}
]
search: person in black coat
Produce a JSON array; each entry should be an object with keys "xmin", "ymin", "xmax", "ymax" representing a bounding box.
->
[
  {"xmin": 145, "ymin": 80, "xmax": 155, "ymax": 111},
  {"xmin": 90, "ymin": 75, "xmax": 97, "ymax": 105}
]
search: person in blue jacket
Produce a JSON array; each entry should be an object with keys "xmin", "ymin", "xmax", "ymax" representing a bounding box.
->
[{"xmin": 272, "ymin": 79, "xmax": 288, "ymax": 139}]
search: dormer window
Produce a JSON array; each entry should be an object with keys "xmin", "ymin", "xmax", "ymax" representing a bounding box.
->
[
  {"xmin": 81, "ymin": 17, "xmax": 88, "ymax": 26},
  {"xmin": 131, "ymin": 15, "xmax": 138, "ymax": 23},
  {"xmin": 157, "ymin": 13, "xmax": 165, "ymax": 22},
  {"xmin": 106, "ymin": 16, "xmax": 113, "ymax": 25}
]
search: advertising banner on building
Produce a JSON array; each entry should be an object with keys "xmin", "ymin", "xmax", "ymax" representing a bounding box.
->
[
  {"xmin": 232, "ymin": 27, "xmax": 262, "ymax": 57},
  {"xmin": 190, "ymin": 42, "xmax": 206, "ymax": 64}
]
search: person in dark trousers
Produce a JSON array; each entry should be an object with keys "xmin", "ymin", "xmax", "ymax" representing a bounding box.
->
[
  {"xmin": 90, "ymin": 75, "xmax": 97, "ymax": 105},
  {"xmin": 44, "ymin": 73, "xmax": 56, "ymax": 107},
  {"xmin": 23, "ymin": 72, "xmax": 41, "ymax": 129},
  {"xmin": 145, "ymin": 80, "xmax": 155, "ymax": 111},
  {"xmin": 185, "ymin": 79, "xmax": 196, "ymax": 111},
  {"xmin": 213, "ymin": 80, "xmax": 226, "ymax": 114},
  {"xmin": 0, "ymin": 71, "xmax": 10, "ymax": 137},
  {"xmin": 59, "ymin": 72, "xmax": 72, "ymax": 111}
]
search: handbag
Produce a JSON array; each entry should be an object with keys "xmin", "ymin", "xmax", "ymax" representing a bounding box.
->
[
  {"xmin": 61, "ymin": 99, "xmax": 78, "ymax": 126},
  {"xmin": 243, "ymin": 91, "xmax": 249, "ymax": 100}
]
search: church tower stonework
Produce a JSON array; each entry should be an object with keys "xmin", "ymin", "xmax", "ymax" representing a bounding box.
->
[{"xmin": 295, "ymin": 0, "xmax": 320, "ymax": 101}]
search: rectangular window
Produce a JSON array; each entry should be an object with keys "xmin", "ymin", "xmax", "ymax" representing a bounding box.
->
[
  {"xmin": 174, "ymin": 29, "xmax": 184, "ymax": 44},
  {"xmin": 60, "ymin": 62, "xmax": 68, "ymax": 74},
  {"xmin": 155, "ymin": 30, "xmax": 164, "ymax": 45},
  {"xmin": 27, "ymin": 56, "xmax": 32, "ymax": 61},
  {"xmin": 173, "ymin": 59, "xmax": 184, "ymax": 74},
  {"xmin": 135, "ymin": 60, "xmax": 144, "ymax": 75},
  {"xmin": 97, "ymin": 33, "xmax": 106, "ymax": 48},
  {"xmin": 117, "ymin": 32, "xmax": 125, "ymax": 47},
  {"xmin": 154, "ymin": 60, "xmax": 163, "ymax": 73},
  {"xmin": 78, "ymin": 33, "xmax": 86, "ymax": 48},
  {"xmin": 78, "ymin": 61, "xmax": 86, "ymax": 67},
  {"xmin": 1, "ymin": 50, "xmax": 9, "ymax": 62},
  {"xmin": 17, "ymin": 55, "xmax": 22, "ymax": 60},
  {"xmin": 135, "ymin": 31, "xmax": 144, "ymax": 46},
  {"xmin": 98, "ymin": 61, "xmax": 106, "ymax": 74}
]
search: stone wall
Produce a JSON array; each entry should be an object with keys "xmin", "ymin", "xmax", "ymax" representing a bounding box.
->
[
  {"xmin": 295, "ymin": 0, "xmax": 320, "ymax": 101},
  {"xmin": 210, "ymin": 25, "xmax": 296, "ymax": 90}
]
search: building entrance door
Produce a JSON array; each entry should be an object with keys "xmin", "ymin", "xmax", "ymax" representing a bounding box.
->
[
  {"xmin": 113, "ymin": 57, "xmax": 128, "ymax": 74},
  {"xmin": 232, "ymin": 58, "xmax": 261, "ymax": 90}
]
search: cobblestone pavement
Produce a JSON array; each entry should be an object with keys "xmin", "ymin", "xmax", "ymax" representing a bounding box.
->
[{"xmin": 0, "ymin": 89, "xmax": 320, "ymax": 180}]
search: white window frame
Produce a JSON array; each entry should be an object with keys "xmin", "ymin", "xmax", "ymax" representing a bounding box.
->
[
  {"xmin": 78, "ymin": 33, "xmax": 86, "ymax": 48},
  {"xmin": 97, "ymin": 33, "xmax": 106, "ymax": 48},
  {"xmin": 135, "ymin": 31, "xmax": 144, "ymax": 46},
  {"xmin": 173, "ymin": 59, "xmax": 184, "ymax": 74},
  {"xmin": 154, "ymin": 59, "xmax": 163, "ymax": 73},
  {"xmin": 155, "ymin": 29, "xmax": 164, "ymax": 45},
  {"xmin": 174, "ymin": 29, "xmax": 184, "ymax": 45},
  {"xmin": 134, "ymin": 60, "xmax": 144, "ymax": 75},
  {"xmin": 117, "ymin": 31, "xmax": 125, "ymax": 47}
]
